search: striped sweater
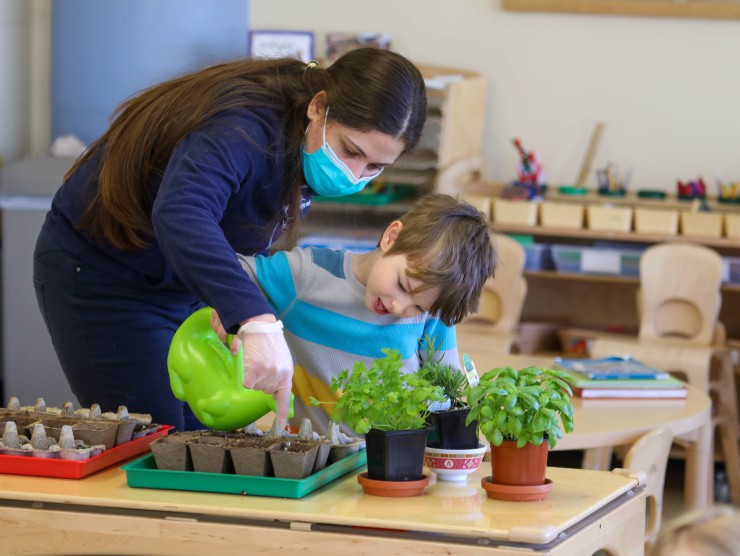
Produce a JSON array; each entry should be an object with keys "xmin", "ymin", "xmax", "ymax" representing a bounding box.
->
[{"xmin": 238, "ymin": 247, "xmax": 459, "ymax": 435}]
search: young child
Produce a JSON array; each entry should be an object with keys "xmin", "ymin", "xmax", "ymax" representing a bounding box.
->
[{"xmin": 231, "ymin": 193, "xmax": 496, "ymax": 434}]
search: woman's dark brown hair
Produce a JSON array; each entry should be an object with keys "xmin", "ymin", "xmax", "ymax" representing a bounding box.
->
[{"xmin": 72, "ymin": 48, "xmax": 427, "ymax": 251}]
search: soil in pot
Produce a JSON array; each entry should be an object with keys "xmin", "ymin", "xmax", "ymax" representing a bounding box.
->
[
  {"xmin": 150, "ymin": 431, "xmax": 204, "ymax": 471},
  {"xmin": 229, "ymin": 436, "xmax": 277, "ymax": 477},
  {"xmin": 189, "ymin": 434, "xmax": 237, "ymax": 474},
  {"xmin": 268, "ymin": 441, "xmax": 319, "ymax": 479}
]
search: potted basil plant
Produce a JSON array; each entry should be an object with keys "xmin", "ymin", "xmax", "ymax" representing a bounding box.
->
[{"xmin": 465, "ymin": 366, "xmax": 575, "ymax": 501}]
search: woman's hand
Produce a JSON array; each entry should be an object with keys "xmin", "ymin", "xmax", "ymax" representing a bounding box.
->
[
  {"xmin": 210, "ymin": 309, "xmax": 293, "ymax": 428},
  {"xmin": 210, "ymin": 309, "xmax": 231, "ymax": 347},
  {"xmin": 237, "ymin": 321, "xmax": 294, "ymax": 429}
]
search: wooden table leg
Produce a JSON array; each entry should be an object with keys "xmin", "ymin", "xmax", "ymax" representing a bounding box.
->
[
  {"xmin": 682, "ymin": 410, "xmax": 713, "ymax": 510},
  {"xmin": 582, "ymin": 447, "xmax": 614, "ymax": 470}
]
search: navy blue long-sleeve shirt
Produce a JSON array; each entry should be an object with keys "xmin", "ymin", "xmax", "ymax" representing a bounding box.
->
[{"xmin": 45, "ymin": 108, "xmax": 311, "ymax": 333}]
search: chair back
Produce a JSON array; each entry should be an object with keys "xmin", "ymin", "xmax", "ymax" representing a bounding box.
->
[
  {"xmin": 466, "ymin": 233, "xmax": 527, "ymax": 335},
  {"xmin": 623, "ymin": 428, "xmax": 674, "ymax": 552},
  {"xmin": 638, "ymin": 242, "xmax": 723, "ymax": 347}
]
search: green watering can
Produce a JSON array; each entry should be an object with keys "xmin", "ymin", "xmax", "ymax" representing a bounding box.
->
[{"xmin": 168, "ymin": 307, "xmax": 294, "ymax": 430}]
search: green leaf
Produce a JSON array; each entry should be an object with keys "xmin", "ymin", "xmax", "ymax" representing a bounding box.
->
[
  {"xmin": 504, "ymin": 393, "xmax": 518, "ymax": 410},
  {"xmin": 457, "ymin": 364, "xmax": 574, "ymax": 449}
]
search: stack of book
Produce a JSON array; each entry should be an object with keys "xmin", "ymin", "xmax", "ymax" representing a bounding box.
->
[{"xmin": 554, "ymin": 356, "xmax": 688, "ymax": 399}]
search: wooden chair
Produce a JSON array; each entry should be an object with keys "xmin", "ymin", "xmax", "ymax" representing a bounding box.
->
[
  {"xmin": 617, "ymin": 428, "xmax": 674, "ymax": 553},
  {"xmin": 637, "ymin": 242, "xmax": 722, "ymax": 348},
  {"xmin": 590, "ymin": 242, "xmax": 740, "ymax": 505},
  {"xmin": 457, "ymin": 233, "xmax": 527, "ymax": 354}
]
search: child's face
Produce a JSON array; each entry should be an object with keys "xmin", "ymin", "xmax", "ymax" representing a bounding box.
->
[{"xmin": 364, "ymin": 252, "xmax": 440, "ymax": 319}]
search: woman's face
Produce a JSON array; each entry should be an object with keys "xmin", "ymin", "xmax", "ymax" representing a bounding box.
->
[{"xmin": 305, "ymin": 92, "xmax": 405, "ymax": 180}]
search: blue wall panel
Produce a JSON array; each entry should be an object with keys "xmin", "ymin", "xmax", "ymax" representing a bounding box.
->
[{"xmin": 51, "ymin": 0, "xmax": 248, "ymax": 144}]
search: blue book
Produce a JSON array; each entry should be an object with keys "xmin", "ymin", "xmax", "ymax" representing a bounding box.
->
[{"xmin": 554, "ymin": 355, "xmax": 669, "ymax": 381}]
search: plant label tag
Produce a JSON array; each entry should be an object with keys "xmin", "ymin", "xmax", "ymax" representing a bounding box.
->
[{"xmin": 463, "ymin": 353, "xmax": 480, "ymax": 388}]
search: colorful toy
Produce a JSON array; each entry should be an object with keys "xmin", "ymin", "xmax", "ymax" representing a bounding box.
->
[
  {"xmin": 513, "ymin": 138, "xmax": 546, "ymax": 185},
  {"xmin": 677, "ymin": 177, "xmax": 707, "ymax": 199},
  {"xmin": 168, "ymin": 307, "xmax": 294, "ymax": 430},
  {"xmin": 717, "ymin": 176, "xmax": 740, "ymax": 202},
  {"xmin": 507, "ymin": 138, "xmax": 546, "ymax": 199}
]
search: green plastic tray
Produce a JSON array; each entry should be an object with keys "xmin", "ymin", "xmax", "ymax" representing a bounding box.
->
[
  {"xmin": 122, "ymin": 449, "xmax": 367, "ymax": 499},
  {"xmin": 558, "ymin": 185, "xmax": 587, "ymax": 196}
]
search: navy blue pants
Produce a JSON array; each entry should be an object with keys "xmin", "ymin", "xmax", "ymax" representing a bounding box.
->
[{"xmin": 33, "ymin": 222, "xmax": 204, "ymax": 431}]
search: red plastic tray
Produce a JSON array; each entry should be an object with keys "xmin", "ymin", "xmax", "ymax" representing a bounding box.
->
[{"xmin": 0, "ymin": 424, "xmax": 173, "ymax": 479}]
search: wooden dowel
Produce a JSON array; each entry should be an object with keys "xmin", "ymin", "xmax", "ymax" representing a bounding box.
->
[{"xmin": 575, "ymin": 122, "xmax": 606, "ymax": 188}]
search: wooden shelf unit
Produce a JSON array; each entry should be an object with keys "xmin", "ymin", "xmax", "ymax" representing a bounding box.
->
[
  {"xmin": 489, "ymin": 224, "xmax": 740, "ymax": 341},
  {"xmin": 380, "ymin": 64, "xmax": 486, "ymax": 191},
  {"xmin": 495, "ymin": 223, "xmax": 740, "ymax": 253}
]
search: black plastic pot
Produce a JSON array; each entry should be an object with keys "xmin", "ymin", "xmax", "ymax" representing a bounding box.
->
[
  {"xmin": 365, "ymin": 428, "xmax": 428, "ymax": 481},
  {"xmin": 425, "ymin": 407, "xmax": 479, "ymax": 450}
]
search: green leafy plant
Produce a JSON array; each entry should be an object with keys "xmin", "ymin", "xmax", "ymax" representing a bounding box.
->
[
  {"xmin": 416, "ymin": 335, "xmax": 467, "ymax": 409},
  {"xmin": 312, "ymin": 348, "xmax": 445, "ymax": 434},
  {"xmin": 465, "ymin": 366, "xmax": 574, "ymax": 449}
]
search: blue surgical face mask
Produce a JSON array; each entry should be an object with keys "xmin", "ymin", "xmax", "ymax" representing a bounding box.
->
[{"xmin": 301, "ymin": 107, "xmax": 383, "ymax": 197}]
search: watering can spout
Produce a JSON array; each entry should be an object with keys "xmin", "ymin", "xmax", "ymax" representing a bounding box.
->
[{"xmin": 168, "ymin": 307, "xmax": 294, "ymax": 430}]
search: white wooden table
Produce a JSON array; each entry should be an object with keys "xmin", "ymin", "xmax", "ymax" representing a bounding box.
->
[{"xmin": 0, "ymin": 462, "xmax": 645, "ymax": 555}]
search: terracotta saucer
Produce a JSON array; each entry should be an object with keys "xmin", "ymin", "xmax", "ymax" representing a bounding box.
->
[
  {"xmin": 357, "ymin": 471, "xmax": 430, "ymax": 497},
  {"xmin": 480, "ymin": 476, "xmax": 554, "ymax": 502}
]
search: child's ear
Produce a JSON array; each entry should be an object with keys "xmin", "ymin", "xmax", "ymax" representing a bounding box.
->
[{"xmin": 379, "ymin": 221, "xmax": 404, "ymax": 252}]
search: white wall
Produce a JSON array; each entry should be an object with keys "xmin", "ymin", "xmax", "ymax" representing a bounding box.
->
[
  {"xmin": 10, "ymin": 1, "xmax": 740, "ymax": 190},
  {"xmin": 252, "ymin": 0, "xmax": 740, "ymax": 191}
]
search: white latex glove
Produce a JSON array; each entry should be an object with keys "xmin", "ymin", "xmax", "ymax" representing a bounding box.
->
[{"xmin": 237, "ymin": 321, "xmax": 294, "ymax": 429}]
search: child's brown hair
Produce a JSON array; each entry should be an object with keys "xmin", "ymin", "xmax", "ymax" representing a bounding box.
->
[{"xmin": 385, "ymin": 193, "xmax": 496, "ymax": 326}]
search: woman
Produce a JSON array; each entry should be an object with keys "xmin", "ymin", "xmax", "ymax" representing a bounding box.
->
[{"xmin": 33, "ymin": 48, "xmax": 427, "ymax": 430}]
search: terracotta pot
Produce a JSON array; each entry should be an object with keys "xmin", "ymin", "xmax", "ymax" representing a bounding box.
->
[
  {"xmin": 357, "ymin": 471, "xmax": 429, "ymax": 497},
  {"xmin": 490, "ymin": 439, "xmax": 548, "ymax": 486}
]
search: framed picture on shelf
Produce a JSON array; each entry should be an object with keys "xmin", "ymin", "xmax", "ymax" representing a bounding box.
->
[
  {"xmin": 248, "ymin": 30, "xmax": 314, "ymax": 63},
  {"xmin": 326, "ymin": 32, "xmax": 391, "ymax": 63}
]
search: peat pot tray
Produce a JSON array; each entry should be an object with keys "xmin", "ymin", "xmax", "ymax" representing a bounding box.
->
[{"xmin": 123, "ymin": 449, "xmax": 367, "ymax": 499}]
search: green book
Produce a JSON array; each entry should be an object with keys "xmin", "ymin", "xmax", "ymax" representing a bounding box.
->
[{"xmin": 559, "ymin": 369, "xmax": 687, "ymax": 399}]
